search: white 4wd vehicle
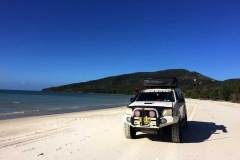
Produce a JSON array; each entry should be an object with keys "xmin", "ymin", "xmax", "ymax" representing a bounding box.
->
[{"xmin": 122, "ymin": 77, "xmax": 187, "ymax": 143}]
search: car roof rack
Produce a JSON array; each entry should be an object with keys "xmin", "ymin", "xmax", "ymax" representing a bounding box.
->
[{"xmin": 144, "ymin": 77, "xmax": 178, "ymax": 88}]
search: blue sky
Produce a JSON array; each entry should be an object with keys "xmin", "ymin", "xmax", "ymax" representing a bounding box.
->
[{"xmin": 1, "ymin": 0, "xmax": 240, "ymax": 91}]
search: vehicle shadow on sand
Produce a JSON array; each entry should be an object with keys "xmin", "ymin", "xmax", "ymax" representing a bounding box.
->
[{"xmin": 135, "ymin": 121, "xmax": 228, "ymax": 143}]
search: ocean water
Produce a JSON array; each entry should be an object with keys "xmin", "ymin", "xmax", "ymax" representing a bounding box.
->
[{"xmin": 0, "ymin": 90, "xmax": 132, "ymax": 120}]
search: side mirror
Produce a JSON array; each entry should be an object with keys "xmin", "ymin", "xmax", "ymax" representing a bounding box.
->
[
  {"xmin": 130, "ymin": 97, "xmax": 135, "ymax": 103},
  {"xmin": 182, "ymin": 98, "xmax": 185, "ymax": 102},
  {"xmin": 178, "ymin": 98, "xmax": 184, "ymax": 103}
]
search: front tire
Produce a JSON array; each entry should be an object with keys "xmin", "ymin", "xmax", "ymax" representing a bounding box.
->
[
  {"xmin": 123, "ymin": 123, "xmax": 136, "ymax": 139},
  {"xmin": 182, "ymin": 108, "xmax": 188, "ymax": 129},
  {"xmin": 182, "ymin": 114, "xmax": 188, "ymax": 129},
  {"xmin": 171, "ymin": 121, "xmax": 182, "ymax": 143}
]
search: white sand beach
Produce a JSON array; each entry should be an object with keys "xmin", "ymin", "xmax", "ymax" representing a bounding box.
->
[{"xmin": 0, "ymin": 99, "xmax": 240, "ymax": 160}]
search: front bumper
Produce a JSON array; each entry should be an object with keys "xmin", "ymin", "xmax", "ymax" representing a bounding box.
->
[{"xmin": 122, "ymin": 113, "xmax": 179, "ymax": 129}]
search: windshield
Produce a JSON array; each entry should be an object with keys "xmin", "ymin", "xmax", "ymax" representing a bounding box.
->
[{"xmin": 136, "ymin": 91, "xmax": 175, "ymax": 102}]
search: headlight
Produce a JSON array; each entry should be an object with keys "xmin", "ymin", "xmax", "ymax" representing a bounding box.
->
[
  {"xmin": 162, "ymin": 109, "xmax": 172, "ymax": 116},
  {"xmin": 125, "ymin": 108, "xmax": 133, "ymax": 115}
]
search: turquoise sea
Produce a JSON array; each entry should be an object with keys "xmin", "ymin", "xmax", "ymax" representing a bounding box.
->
[{"xmin": 0, "ymin": 90, "xmax": 132, "ymax": 120}]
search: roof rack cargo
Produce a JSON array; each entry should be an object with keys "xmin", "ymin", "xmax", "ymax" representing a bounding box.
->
[{"xmin": 144, "ymin": 77, "xmax": 178, "ymax": 88}]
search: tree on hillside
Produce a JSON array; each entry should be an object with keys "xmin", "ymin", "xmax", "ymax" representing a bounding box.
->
[
  {"xmin": 209, "ymin": 89, "xmax": 218, "ymax": 100},
  {"xmin": 218, "ymin": 86, "xmax": 230, "ymax": 101}
]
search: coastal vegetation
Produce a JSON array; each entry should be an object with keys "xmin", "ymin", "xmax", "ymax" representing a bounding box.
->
[{"xmin": 42, "ymin": 69, "xmax": 240, "ymax": 103}]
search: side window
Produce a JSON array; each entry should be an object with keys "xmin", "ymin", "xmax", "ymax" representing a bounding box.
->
[
  {"xmin": 179, "ymin": 90, "xmax": 184, "ymax": 98},
  {"xmin": 178, "ymin": 90, "xmax": 182, "ymax": 99},
  {"xmin": 177, "ymin": 89, "xmax": 185, "ymax": 102},
  {"xmin": 175, "ymin": 90, "xmax": 179, "ymax": 101}
]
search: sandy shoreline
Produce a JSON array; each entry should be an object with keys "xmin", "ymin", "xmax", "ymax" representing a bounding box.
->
[
  {"xmin": 1, "ymin": 99, "xmax": 240, "ymax": 160},
  {"xmin": 0, "ymin": 106, "xmax": 127, "ymax": 147}
]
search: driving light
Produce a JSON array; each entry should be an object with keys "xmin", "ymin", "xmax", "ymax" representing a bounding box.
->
[
  {"xmin": 134, "ymin": 110, "xmax": 141, "ymax": 117},
  {"xmin": 149, "ymin": 110, "xmax": 156, "ymax": 118},
  {"xmin": 160, "ymin": 118, "xmax": 167, "ymax": 124}
]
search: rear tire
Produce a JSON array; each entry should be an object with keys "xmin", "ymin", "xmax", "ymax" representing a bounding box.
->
[
  {"xmin": 123, "ymin": 123, "xmax": 136, "ymax": 139},
  {"xmin": 171, "ymin": 121, "xmax": 182, "ymax": 143}
]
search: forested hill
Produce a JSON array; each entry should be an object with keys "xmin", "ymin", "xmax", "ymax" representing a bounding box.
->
[{"xmin": 42, "ymin": 69, "xmax": 240, "ymax": 102}]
